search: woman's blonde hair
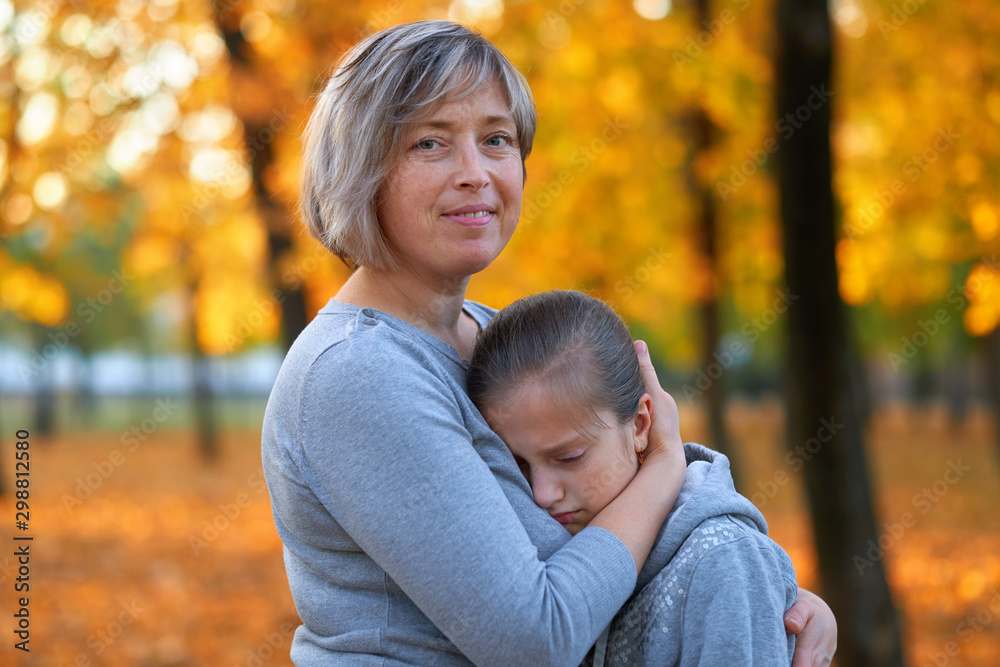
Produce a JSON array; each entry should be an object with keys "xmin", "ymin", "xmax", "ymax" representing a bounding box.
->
[{"xmin": 299, "ymin": 20, "xmax": 536, "ymax": 271}]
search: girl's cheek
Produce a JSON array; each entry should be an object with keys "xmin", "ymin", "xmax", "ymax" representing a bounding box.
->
[{"xmin": 577, "ymin": 466, "xmax": 614, "ymax": 508}]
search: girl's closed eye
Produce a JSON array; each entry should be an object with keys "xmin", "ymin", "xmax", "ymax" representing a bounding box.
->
[{"xmin": 557, "ymin": 449, "xmax": 585, "ymax": 464}]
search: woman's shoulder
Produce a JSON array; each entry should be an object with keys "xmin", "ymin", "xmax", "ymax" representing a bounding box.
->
[{"xmin": 304, "ymin": 307, "xmax": 455, "ymax": 384}]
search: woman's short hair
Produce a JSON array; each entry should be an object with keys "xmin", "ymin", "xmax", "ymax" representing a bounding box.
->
[
  {"xmin": 299, "ymin": 20, "xmax": 536, "ymax": 271},
  {"xmin": 467, "ymin": 290, "xmax": 646, "ymax": 430}
]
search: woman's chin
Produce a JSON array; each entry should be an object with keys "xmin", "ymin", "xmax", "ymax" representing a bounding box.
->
[{"xmin": 448, "ymin": 248, "xmax": 505, "ymax": 277}]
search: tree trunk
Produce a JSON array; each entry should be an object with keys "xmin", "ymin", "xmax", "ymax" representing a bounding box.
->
[
  {"xmin": 213, "ymin": 6, "xmax": 310, "ymax": 350},
  {"xmin": 692, "ymin": 109, "xmax": 740, "ymax": 483},
  {"xmin": 74, "ymin": 349, "xmax": 97, "ymax": 430},
  {"xmin": 692, "ymin": 0, "xmax": 739, "ymax": 486},
  {"xmin": 0, "ymin": 394, "xmax": 5, "ymax": 496},
  {"xmin": 189, "ymin": 288, "xmax": 218, "ymax": 463},
  {"xmin": 985, "ymin": 328, "xmax": 1000, "ymax": 471},
  {"xmin": 192, "ymin": 350, "xmax": 219, "ymax": 463},
  {"xmin": 775, "ymin": 1, "xmax": 905, "ymax": 664},
  {"xmin": 32, "ymin": 326, "xmax": 56, "ymax": 437}
]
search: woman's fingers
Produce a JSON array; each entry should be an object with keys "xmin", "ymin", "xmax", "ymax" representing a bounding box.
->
[
  {"xmin": 783, "ymin": 601, "xmax": 808, "ymax": 634},
  {"xmin": 786, "ymin": 589, "xmax": 837, "ymax": 667},
  {"xmin": 634, "ymin": 341, "xmax": 677, "ymax": 416},
  {"xmin": 633, "ymin": 340, "xmax": 682, "ymax": 461}
]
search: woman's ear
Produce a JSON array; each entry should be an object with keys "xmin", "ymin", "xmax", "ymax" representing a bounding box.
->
[{"xmin": 632, "ymin": 393, "xmax": 652, "ymax": 454}]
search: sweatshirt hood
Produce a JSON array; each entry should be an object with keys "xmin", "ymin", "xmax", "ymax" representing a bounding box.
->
[{"xmin": 635, "ymin": 443, "xmax": 769, "ymax": 591}]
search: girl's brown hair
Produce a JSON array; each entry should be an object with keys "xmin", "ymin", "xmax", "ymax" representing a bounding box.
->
[{"xmin": 468, "ymin": 290, "xmax": 645, "ymax": 429}]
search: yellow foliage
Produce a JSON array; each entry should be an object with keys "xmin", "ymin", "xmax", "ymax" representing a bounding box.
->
[
  {"xmin": 0, "ymin": 264, "xmax": 69, "ymax": 325},
  {"xmin": 195, "ymin": 274, "xmax": 281, "ymax": 355},
  {"xmin": 970, "ymin": 201, "xmax": 999, "ymax": 241},
  {"xmin": 962, "ymin": 261, "xmax": 1000, "ymax": 336},
  {"xmin": 126, "ymin": 235, "xmax": 182, "ymax": 278}
]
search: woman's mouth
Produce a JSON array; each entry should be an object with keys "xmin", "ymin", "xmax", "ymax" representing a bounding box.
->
[
  {"xmin": 444, "ymin": 207, "xmax": 494, "ymax": 227},
  {"xmin": 550, "ymin": 511, "xmax": 578, "ymax": 524}
]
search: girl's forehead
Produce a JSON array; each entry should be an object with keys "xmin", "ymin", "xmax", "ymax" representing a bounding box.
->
[
  {"xmin": 516, "ymin": 374, "xmax": 614, "ymax": 432},
  {"xmin": 494, "ymin": 379, "xmax": 617, "ymax": 452}
]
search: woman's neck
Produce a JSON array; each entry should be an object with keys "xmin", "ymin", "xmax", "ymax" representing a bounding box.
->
[{"xmin": 336, "ymin": 266, "xmax": 478, "ymax": 356}]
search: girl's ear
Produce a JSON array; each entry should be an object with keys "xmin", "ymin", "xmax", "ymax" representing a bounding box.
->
[{"xmin": 632, "ymin": 393, "xmax": 652, "ymax": 454}]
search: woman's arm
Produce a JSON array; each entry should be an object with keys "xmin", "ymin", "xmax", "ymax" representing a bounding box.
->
[
  {"xmin": 785, "ymin": 588, "xmax": 838, "ymax": 666},
  {"xmin": 270, "ymin": 333, "xmax": 684, "ymax": 667}
]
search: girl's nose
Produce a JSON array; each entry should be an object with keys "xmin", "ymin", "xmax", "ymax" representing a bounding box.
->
[{"xmin": 530, "ymin": 468, "xmax": 563, "ymax": 509}]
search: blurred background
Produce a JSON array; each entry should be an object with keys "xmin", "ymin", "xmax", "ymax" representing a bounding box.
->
[{"xmin": 0, "ymin": 0, "xmax": 998, "ymax": 665}]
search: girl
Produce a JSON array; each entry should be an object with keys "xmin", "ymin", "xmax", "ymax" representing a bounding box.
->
[{"xmin": 468, "ymin": 290, "xmax": 798, "ymax": 666}]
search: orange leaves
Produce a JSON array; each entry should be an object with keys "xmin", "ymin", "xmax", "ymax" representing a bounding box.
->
[
  {"xmin": 963, "ymin": 259, "xmax": 1000, "ymax": 336},
  {"xmin": 125, "ymin": 234, "xmax": 182, "ymax": 278},
  {"xmin": 970, "ymin": 201, "xmax": 999, "ymax": 242},
  {"xmin": 6, "ymin": 430, "xmax": 297, "ymax": 666}
]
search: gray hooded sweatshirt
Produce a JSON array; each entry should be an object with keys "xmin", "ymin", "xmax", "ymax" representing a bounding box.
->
[{"xmin": 584, "ymin": 443, "xmax": 798, "ymax": 666}]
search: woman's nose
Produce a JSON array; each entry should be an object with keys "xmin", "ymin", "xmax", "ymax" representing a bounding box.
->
[
  {"xmin": 530, "ymin": 469, "xmax": 563, "ymax": 508},
  {"xmin": 453, "ymin": 141, "xmax": 489, "ymax": 190}
]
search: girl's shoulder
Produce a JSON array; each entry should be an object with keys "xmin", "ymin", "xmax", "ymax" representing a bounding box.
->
[{"xmin": 462, "ymin": 299, "xmax": 497, "ymax": 327}]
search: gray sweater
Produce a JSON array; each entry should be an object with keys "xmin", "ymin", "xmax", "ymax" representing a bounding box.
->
[
  {"xmin": 584, "ymin": 444, "xmax": 798, "ymax": 666},
  {"xmin": 261, "ymin": 299, "xmax": 638, "ymax": 666}
]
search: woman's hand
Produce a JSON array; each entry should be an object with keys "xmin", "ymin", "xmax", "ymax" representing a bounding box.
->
[
  {"xmin": 586, "ymin": 341, "xmax": 687, "ymax": 572},
  {"xmin": 785, "ymin": 588, "xmax": 837, "ymax": 666},
  {"xmin": 633, "ymin": 340, "xmax": 685, "ymax": 471}
]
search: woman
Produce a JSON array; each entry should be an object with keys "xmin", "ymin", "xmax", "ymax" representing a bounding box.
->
[{"xmin": 262, "ymin": 19, "xmax": 835, "ymax": 666}]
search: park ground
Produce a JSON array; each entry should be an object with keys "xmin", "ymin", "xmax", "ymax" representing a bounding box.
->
[{"xmin": 0, "ymin": 398, "xmax": 998, "ymax": 666}]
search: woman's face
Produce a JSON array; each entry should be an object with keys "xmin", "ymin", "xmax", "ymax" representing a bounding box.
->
[
  {"xmin": 377, "ymin": 81, "xmax": 523, "ymax": 282},
  {"xmin": 483, "ymin": 380, "xmax": 650, "ymax": 536}
]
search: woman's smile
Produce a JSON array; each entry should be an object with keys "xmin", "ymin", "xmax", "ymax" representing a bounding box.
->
[{"xmin": 443, "ymin": 203, "xmax": 497, "ymax": 227}]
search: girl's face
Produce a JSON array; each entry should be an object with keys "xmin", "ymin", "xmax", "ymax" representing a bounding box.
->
[{"xmin": 483, "ymin": 379, "xmax": 651, "ymax": 535}]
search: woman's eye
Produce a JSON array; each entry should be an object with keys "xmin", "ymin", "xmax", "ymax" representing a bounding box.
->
[
  {"xmin": 486, "ymin": 133, "xmax": 513, "ymax": 147},
  {"xmin": 415, "ymin": 138, "xmax": 439, "ymax": 150}
]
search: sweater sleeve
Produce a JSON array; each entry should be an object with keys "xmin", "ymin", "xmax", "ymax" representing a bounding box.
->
[
  {"xmin": 678, "ymin": 534, "xmax": 796, "ymax": 667},
  {"xmin": 292, "ymin": 333, "xmax": 637, "ymax": 666}
]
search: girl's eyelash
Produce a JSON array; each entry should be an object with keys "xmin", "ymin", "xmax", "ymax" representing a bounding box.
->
[{"xmin": 558, "ymin": 452, "xmax": 584, "ymax": 464}]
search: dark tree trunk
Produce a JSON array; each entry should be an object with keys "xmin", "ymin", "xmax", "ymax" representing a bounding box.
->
[
  {"xmin": 74, "ymin": 350, "xmax": 97, "ymax": 430},
  {"xmin": 192, "ymin": 351, "xmax": 219, "ymax": 463},
  {"xmin": 0, "ymin": 394, "xmax": 5, "ymax": 496},
  {"xmin": 31, "ymin": 326, "xmax": 56, "ymax": 437},
  {"xmin": 212, "ymin": 5, "xmax": 310, "ymax": 350},
  {"xmin": 985, "ymin": 328, "xmax": 1000, "ymax": 471},
  {"xmin": 775, "ymin": 1, "xmax": 904, "ymax": 664},
  {"xmin": 692, "ymin": 0, "xmax": 739, "ymax": 487},
  {"xmin": 692, "ymin": 112, "xmax": 740, "ymax": 483},
  {"xmin": 188, "ymin": 287, "xmax": 218, "ymax": 463}
]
